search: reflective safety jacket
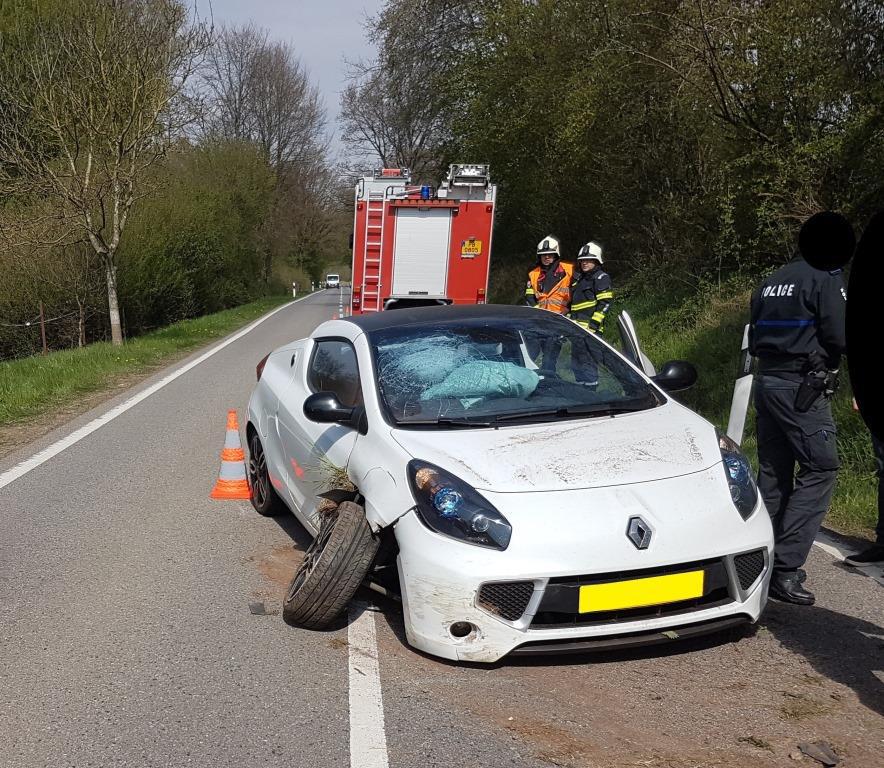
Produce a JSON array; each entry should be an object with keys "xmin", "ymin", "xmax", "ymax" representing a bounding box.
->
[
  {"xmin": 569, "ymin": 269, "xmax": 613, "ymax": 332},
  {"xmin": 525, "ymin": 260, "xmax": 573, "ymax": 314}
]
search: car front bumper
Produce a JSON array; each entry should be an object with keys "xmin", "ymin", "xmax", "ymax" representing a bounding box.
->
[{"xmin": 393, "ymin": 474, "xmax": 773, "ymax": 663}]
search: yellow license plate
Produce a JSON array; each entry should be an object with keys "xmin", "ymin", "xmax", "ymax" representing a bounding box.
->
[
  {"xmin": 578, "ymin": 570, "xmax": 705, "ymax": 613},
  {"xmin": 461, "ymin": 239, "xmax": 482, "ymax": 256}
]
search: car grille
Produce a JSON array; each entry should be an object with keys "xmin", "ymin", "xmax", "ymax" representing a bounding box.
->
[
  {"xmin": 530, "ymin": 558, "xmax": 733, "ymax": 629},
  {"xmin": 477, "ymin": 581, "xmax": 535, "ymax": 622},
  {"xmin": 734, "ymin": 549, "xmax": 765, "ymax": 591}
]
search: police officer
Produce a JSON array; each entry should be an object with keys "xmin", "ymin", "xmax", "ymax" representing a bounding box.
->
[
  {"xmin": 749, "ymin": 213, "xmax": 852, "ymax": 605},
  {"xmin": 569, "ymin": 241, "xmax": 613, "ymax": 333},
  {"xmin": 525, "ymin": 235, "xmax": 573, "ymax": 314}
]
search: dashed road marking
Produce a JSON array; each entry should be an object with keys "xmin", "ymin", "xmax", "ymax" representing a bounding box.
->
[
  {"xmin": 0, "ymin": 297, "xmax": 311, "ymax": 492},
  {"xmin": 348, "ymin": 603, "xmax": 389, "ymax": 768}
]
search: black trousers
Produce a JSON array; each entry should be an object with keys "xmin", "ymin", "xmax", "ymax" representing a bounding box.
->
[{"xmin": 755, "ymin": 375, "xmax": 840, "ymax": 572}]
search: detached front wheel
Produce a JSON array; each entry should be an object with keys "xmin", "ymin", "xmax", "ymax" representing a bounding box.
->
[{"xmin": 282, "ymin": 501, "xmax": 379, "ymax": 629}]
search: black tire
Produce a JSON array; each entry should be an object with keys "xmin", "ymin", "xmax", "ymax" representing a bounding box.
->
[
  {"xmin": 282, "ymin": 501, "xmax": 379, "ymax": 629},
  {"xmin": 247, "ymin": 431, "xmax": 288, "ymax": 517}
]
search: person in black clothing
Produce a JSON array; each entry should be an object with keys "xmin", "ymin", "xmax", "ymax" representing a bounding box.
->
[
  {"xmin": 569, "ymin": 241, "xmax": 613, "ymax": 333},
  {"xmin": 749, "ymin": 213, "xmax": 853, "ymax": 605},
  {"xmin": 844, "ymin": 401, "xmax": 884, "ymax": 566}
]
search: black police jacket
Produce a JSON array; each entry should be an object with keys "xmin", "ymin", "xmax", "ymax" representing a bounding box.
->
[{"xmin": 749, "ymin": 256, "xmax": 847, "ymax": 373}]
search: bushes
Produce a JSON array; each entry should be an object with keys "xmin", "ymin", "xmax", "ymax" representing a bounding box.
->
[{"xmin": 115, "ymin": 142, "xmax": 273, "ymax": 335}]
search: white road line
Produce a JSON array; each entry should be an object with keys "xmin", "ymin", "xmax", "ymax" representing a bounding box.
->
[
  {"xmin": 348, "ymin": 604, "xmax": 389, "ymax": 768},
  {"xmin": 0, "ymin": 296, "xmax": 310, "ymax": 491},
  {"xmin": 813, "ymin": 531, "xmax": 884, "ymax": 587},
  {"xmin": 813, "ymin": 531, "xmax": 847, "ymax": 560}
]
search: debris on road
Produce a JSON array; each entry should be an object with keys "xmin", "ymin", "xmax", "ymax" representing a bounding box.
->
[
  {"xmin": 798, "ymin": 741, "xmax": 840, "ymax": 766},
  {"xmin": 248, "ymin": 601, "xmax": 267, "ymax": 615}
]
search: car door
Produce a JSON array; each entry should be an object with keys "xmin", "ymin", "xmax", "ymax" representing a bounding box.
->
[
  {"xmin": 617, "ymin": 310, "xmax": 656, "ymax": 377},
  {"xmin": 276, "ymin": 337, "xmax": 362, "ymax": 530},
  {"xmin": 255, "ymin": 343, "xmax": 304, "ymax": 499}
]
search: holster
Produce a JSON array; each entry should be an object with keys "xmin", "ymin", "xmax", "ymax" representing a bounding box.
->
[
  {"xmin": 795, "ymin": 369, "xmax": 839, "ymax": 413},
  {"xmin": 795, "ymin": 371, "xmax": 827, "ymax": 413}
]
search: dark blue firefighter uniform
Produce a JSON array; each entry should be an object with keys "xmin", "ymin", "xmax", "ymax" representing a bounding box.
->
[{"xmin": 749, "ymin": 256, "xmax": 847, "ymax": 577}]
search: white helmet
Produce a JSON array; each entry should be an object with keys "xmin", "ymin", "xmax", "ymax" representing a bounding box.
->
[
  {"xmin": 577, "ymin": 241, "xmax": 603, "ymax": 264},
  {"xmin": 537, "ymin": 235, "xmax": 560, "ymax": 257}
]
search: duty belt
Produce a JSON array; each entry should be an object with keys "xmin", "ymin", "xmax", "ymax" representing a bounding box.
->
[{"xmin": 757, "ymin": 355, "xmax": 808, "ymax": 375}]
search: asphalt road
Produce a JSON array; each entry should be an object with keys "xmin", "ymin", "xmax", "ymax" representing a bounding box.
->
[{"xmin": 1, "ymin": 290, "xmax": 882, "ymax": 768}]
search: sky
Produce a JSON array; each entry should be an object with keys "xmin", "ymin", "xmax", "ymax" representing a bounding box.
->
[{"xmin": 196, "ymin": 0, "xmax": 384, "ymax": 157}]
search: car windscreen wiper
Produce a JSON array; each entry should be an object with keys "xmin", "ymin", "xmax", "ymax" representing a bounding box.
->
[
  {"xmin": 558, "ymin": 401, "xmax": 653, "ymax": 417},
  {"xmin": 491, "ymin": 400, "xmax": 653, "ymax": 423},
  {"xmin": 396, "ymin": 417, "xmax": 494, "ymax": 428}
]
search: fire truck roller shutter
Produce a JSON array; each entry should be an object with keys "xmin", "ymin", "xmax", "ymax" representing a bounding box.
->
[{"xmin": 392, "ymin": 208, "xmax": 451, "ymax": 298}]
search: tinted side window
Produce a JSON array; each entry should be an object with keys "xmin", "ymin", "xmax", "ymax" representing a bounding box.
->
[{"xmin": 308, "ymin": 340, "xmax": 362, "ymax": 407}]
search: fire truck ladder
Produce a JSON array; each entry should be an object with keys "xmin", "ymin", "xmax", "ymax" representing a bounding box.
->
[{"xmin": 360, "ymin": 189, "xmax": 387, "ymax": 312}]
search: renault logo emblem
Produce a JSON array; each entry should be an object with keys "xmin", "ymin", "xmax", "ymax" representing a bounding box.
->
[{"xmin": 627, "ymin": 516, "xmax": 653, "ymax": 549}]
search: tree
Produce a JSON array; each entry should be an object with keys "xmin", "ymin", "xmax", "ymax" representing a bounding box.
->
[
  {"xmin": 0, "ymin": 0, "xmax": 211, "ymax": 345},
  {"xmin": 339, "ymin": 0, "xmax": 479, "ymax": 181},
  {"xmin": 201, "ymin": 25, "xmax": 329, "ymax": 283},
  {"xmin": 202, "ymin": 25, "xmax": 326, "ymax": 168},
  {"xmin": 201, "ymin": 23, "xmax": 267, "ymax": 143}
]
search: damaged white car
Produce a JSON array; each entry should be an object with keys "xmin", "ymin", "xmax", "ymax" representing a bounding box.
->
[{"xmin": 246, "ymin": 305, "xmax": 773, "ymax": 663}]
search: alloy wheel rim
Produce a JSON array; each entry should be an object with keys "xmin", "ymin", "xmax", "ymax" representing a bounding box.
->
[
  {"xmin": 249, "ymin": 435, "xmax": 268, "ymax": 507},
  {"xmin": 288, "ymin": 511, "xmax": 337, "ymax": 599}
]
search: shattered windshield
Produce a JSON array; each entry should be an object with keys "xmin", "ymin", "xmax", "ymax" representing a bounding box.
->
[{"xmin": 369, "ymin": 314, "xmax": 661, "ymax": 427}]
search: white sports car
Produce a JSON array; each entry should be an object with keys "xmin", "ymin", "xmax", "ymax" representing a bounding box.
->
[{"xmin": 246, "ymin": 305, "xmax": 773, "ymax": 663}]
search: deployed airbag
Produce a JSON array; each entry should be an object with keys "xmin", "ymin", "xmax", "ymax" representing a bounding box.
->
[{"xmin": 420, "ymin": 361, "xmax": 539, "ymax": 401}]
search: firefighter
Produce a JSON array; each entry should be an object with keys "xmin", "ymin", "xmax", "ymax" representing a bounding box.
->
[
  {"xmin": 569, "ymin": 241, "xmax": 613, "ymax": 333},
  {"xmin": 749, "ymin": 213, "xmax": 852, "ymax": 605},
  {"xmin": 525, "ymin": 235, "xmax": 573, "ymax": 314}
]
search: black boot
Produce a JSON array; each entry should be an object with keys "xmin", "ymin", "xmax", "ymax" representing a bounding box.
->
[{"xmin": 769, "ymin": 570, "xmax": 815, "ymax": 605}]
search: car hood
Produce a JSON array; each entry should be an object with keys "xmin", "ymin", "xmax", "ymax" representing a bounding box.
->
[{"xmin": 390, "ymin": 403, "xmax": 723, "ymax": 492}]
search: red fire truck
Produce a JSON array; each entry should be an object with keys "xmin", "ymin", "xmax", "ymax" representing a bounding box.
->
[{"xmin": 350, "ymin": 164, "xmax": 497, "ymax": 314}]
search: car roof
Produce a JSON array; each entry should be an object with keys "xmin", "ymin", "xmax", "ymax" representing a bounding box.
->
[{"xmin": 341, "ymin": 303, "xmax": 553, "ymax": 332}]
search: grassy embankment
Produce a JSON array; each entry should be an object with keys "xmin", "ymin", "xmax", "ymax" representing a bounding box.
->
[
  {"xmin": 622, "ymin": 279, "xmax": 875, "ymax": 537},
  {"xmin": 0, "ymin": 294, "xmax": 291, "ymax": 428}
]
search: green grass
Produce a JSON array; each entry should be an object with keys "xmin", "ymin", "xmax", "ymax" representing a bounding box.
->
[
  {"xmin": 0, "ymin": 295, "xmax": 291, "ymax": 427},
  {"xmin": 622, "ymin": 279, "xmax": 877, "ymax": 538}
]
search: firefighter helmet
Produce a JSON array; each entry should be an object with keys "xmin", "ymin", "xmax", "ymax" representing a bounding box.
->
[
  {"xmin": 537, "ymin": 235, "xmax": 561, "ymax": 257},
  {"xmin": 577, "ymin": 241, "xmax": 603, "ymax": 264}
]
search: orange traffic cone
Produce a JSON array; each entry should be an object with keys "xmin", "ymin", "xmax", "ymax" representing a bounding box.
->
[{"xmin": 210, "ymin": 409, "xmax": 251, "ymax": 500}]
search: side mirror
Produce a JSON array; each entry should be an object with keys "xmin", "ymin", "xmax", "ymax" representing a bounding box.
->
[
  {"xmin": 652, "ymin": 360, "xmax": 698, "ymax": 392},
  {"xmin": 304, "ymin": 392, "xmax": 355, "ymax": 423},
  {"xmin": 303, "ymin": 392, "xmax": 368, "ymax": 434}
]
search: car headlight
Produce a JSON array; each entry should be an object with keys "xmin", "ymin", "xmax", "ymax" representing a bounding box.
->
[
  {"xmin": 407, "ymin": 460, "xmax": 512, "ymax": 550},
  {"xmin": 718, "ymin": 432, "xmax": 758, "ymax": 520}
]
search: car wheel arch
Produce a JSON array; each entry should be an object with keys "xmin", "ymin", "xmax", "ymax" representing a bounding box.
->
[{"xmin": 357, "ymin": 466, "xmax": 411, "ymax": 531}]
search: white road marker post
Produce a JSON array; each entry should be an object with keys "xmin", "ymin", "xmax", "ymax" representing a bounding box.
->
[{"xmin": 348, "ymin": 604, "xmax": 389, "ymax": 768}]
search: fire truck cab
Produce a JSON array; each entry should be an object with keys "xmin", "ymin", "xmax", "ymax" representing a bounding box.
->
[{"xmin": 350, "ymin": 164, "xmax": 496, "ymax": 314}]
